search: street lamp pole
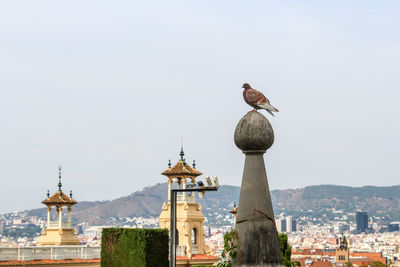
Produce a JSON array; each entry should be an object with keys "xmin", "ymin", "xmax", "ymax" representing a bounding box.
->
[
  {"xmin": 170, "ymin": 189, "xmax": 176, "ymax": 267},
  {"xmin": 169, "ymin": 186, "xmax": 218, "ymax": 267}
]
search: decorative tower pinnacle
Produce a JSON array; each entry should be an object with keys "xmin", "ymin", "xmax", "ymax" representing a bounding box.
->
[
  {"xmin": 58, "ymin": 165, "xmax": 62, "ymax": 194},
  {"xmin": 159, "ymin": 148, "xmax": 218, "ymax": 264},
  {"xmin": 229, "ymin": 202, "xmax": 238, "ymax": 220},
  {"xmin": 180, "ymin": 146, "xmax": 185, "ymax": 160},
  {"xmin": 38, "ymin": 166, "xmax": 79, "ymax": 246}
]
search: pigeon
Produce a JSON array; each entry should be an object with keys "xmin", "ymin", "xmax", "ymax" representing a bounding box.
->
[{"xmin": 242, "ymin": 83, "xmax": 279, "ymax": 116}]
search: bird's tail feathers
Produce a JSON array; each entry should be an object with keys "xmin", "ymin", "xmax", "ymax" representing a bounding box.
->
[
  {"xmin": 258, "ymin": 103, "xmax": 279, "ymax": 112},
  {"xmin": 266, "ymin": 109, "xmax": 275, "ymax": 117}
]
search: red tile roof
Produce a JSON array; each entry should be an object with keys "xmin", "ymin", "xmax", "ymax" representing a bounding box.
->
[
  {"xmin": 295, "ymin": 258, "xmax": 333, "ymax": 267},
  {"xmin": 0, "ymin": 258, "xmax": 99, "ymax": 265},
  {"xmin": 162, "ymin": 160, "xmax": 202, "ymax": 178},
  {"xmin": 292, "ymin": 249, "xmax": 324, "ymax": 256},
  {"xmin": 310, "ymin": 261, "xmax": 333, "ymax": 267},
  {"xmin": 352, "ymin": 252, "xmax": 386, "ymax": 264},
  {"xmin": 297, "ymin": 258, "xmax": 306, "ymax": 267},
  {"xmin": 176, "ymin": 254, "xmax": 218, "ymax": 260},
  {"xmin": 292, "ymin": 250, "xmax": 386, "ymax": 267},
  {"xmin": 42, "ymin": 191, "xmax": 77, "ymax": 206},
  {"xmin": 350, "ymin": 257, "xmax": 375, "ymax": 265}
]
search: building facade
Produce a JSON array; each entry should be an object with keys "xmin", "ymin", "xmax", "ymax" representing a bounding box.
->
[
  {"xmin": 356, "ymin": 212, "xmax": 368, "ymax": 234},
  {"xmin": 159, "ymin": 148, "xmax": 219, "ymax": 267},
  {"xmin": 276, "ymin": 216, "xmax": 297, "ymax": 233},
  {"xmin": 38, "ymin": 166, "xmax": 79, "ymax": 246}
]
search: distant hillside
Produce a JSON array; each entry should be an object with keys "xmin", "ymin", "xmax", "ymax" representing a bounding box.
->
[
  {"xmin": 27, "ymin": 183, "xmax": 241, "ymax": 225},
  {"xmin": 25, "ymin": 184, "xmax": 400, "ymax": 225},
  {"xmin": 271, "ymin": 184, "xmax": 400, "ymax": 221}
]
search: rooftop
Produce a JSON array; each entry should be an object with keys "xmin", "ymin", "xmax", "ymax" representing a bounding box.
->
[
  {"xmin": 161, "ymin": 148, "xmax": 202, "ymax": 179},
  {"xmin": 42, "ymin": 191, "xmax": 77, "ymax": 206},
  {"xmin": 41, "ymin": 165, "xmax": 77, "ymax": 206},
  {"xmin": 0, "ymin": 258, "xmax": 100, "ymax": 266}
]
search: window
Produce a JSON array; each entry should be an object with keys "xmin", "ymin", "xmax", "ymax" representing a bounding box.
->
[{"xmin": 191, "ymin": 228, "xmax": 198, "ymax": 245}]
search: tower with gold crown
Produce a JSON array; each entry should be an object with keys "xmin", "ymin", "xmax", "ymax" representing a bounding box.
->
[
  {"xmin": 159, "ymin": 148, "xmax": 219, "ymax": 265},
  {"xmin": 38, "ymin": 166, "xmax": 79, "ymax": 246}
]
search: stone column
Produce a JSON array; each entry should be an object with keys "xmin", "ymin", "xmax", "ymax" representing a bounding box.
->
[
  {"xmin": 47, "ymin": 206, "xmax": 51, "ymax": 226},
  {"xmin": 168, "ymin": 179, "xmax": 172, "ymax": 201},
  {"xmin": 182, "ymin": 178, "xmax": 187, "ymax": 201},
  {"xmin": 58, "ymin": 206, "xmax": 63, "ymax": 228},
  {"xmin": 191, "ymin": 178, "xmax": 197, "ymax": 202},
  {"xmin": 233, "ymin": 111, "xmax": 282, "ymax": 266},
  {"xmin": 68, "ymin": 206, "xmax": 72, "ymax": 226}
]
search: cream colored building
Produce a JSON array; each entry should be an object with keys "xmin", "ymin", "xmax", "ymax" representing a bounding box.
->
[
  {"xmin": 0, "ymin": 167, "xmax": 100, "ymax": 266},
  {"xmin": 159, "ymin": 148, "xmax": 219, "ymax": 267},
  {"xmin": 38, "ymin": 166, "xmax": 79, "ymax": 246}
]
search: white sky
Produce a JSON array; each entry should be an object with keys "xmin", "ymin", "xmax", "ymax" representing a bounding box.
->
[{"xmin": 0, "ymin": 1, "xmax": 399, "ymax": 213}]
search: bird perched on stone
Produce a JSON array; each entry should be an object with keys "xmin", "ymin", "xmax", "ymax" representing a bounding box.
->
[{"xmin": 242, "ymin": 83, "xmax": 279, "ymax": 116}]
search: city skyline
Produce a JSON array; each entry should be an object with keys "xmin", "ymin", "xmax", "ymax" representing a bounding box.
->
[{"xmin": 1, "ymin": 1, "xmax": 400, "ymax": 213}]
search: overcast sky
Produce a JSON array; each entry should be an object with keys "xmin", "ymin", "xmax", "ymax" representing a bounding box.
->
[{"xmin": 0, "ymin": 1, "xmax": 399, "ymax": 214}]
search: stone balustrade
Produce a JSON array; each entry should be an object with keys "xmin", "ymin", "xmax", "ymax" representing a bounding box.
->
[
  {"xmin": 176, "ymin": 245, "xmax": 186, "ymax": 257},
  {"xmin": 48, "ymin": 221, "xmax": 72, "ymax": 228},
  {"xmin": 176, "ymin": 194, "xmax": 195, "ymax": 203},
  {"xmin": 0, "ymin": 246, "xmax": 100, "ymax": 261}
]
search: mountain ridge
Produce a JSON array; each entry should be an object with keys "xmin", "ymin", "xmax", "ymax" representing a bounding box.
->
[{"xmin": 22, "ymin": 183, "xmax": 400, "ymax": 225}]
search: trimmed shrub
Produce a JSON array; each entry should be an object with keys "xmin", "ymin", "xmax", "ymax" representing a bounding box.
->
[{"xmin": 101, "ymin": 228, "xmax": 169, "ymax": 267}]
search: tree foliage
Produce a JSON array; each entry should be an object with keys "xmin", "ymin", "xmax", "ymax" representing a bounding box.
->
[
  {"xmin": 3, "ymin": 225, "xmax": 41, "ymax": 239},
  {"xmin": 217, "ymin": 229, "xmax": 239, "ymax": 267},
  {"xmin": 101, "ymin": 228, "xmax": 168, "ymax": 267},
  {"xmin": 279, "ymin": 233, "xmax": 300, "ymax": 267}
]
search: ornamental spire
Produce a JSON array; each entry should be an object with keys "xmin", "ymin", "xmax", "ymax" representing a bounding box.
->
[
  {"xmin": 58, "ymin": 165, "xmax": 62, "ymax": 194},
  {"xmin": 180, "ymin": 146, "xmax": 184, "ymax": 161},
  {"xmin": 180, "ymin": 146, "xmax": 187, "ymax": 166},
  {"xmin": 161, "ymin": 146, "xmax": 202, "ymax": 179}
]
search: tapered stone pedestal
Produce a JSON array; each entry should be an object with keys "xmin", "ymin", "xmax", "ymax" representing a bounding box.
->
[{"xmin": 233, "ymin": 111, "xmax": 282, "ymax": 267}]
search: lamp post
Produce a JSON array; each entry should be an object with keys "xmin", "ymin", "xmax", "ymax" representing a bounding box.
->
[{"xmin": 169, "ymin": 180, "xmax": 218, "ymax": 267}]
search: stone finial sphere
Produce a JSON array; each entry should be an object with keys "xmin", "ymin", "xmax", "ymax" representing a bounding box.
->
[{"xmin": 234, "ymin": 111, "xmax": 274, "ymax": 151}]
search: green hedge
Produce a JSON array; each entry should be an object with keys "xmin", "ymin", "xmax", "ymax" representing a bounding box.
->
[{"xmin": 101, "ymin": 228, "xmax": 169, "ymax": 267}]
